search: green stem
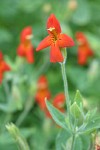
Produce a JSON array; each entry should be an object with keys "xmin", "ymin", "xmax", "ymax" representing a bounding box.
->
[
  {"xmin": 60, "ymin": 49, "xmax": 76, "ymax": 150},
  {"xmin": 71, "ymin": 133, "xmax": 76, "ymax": 150},
  {"xmin": 61, "ymin": 62, "xmax": 70, "ymax": 118},
  {"xmin": 17, "ymin": 136, "xmax": 30, "ymax": 150}
]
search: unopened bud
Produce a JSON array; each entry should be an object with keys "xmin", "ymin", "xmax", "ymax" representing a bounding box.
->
[{"xmin": 6, "ymin": 123, "xmax": 30, "ymax": 150}]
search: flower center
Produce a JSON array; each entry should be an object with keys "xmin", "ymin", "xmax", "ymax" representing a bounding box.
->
[{"xmin": 47, "ymin": 27, "xmax": 58, "ymax": 42}]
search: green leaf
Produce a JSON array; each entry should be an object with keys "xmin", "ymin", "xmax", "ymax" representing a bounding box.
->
[
  {"xmin": 80, "ymin": 134, "xmax": 90, "ymax": 150},
  {"xmin": 56, "ymin": 129, "xmax": 71, "ymax": 150},
  {"xmin": 70, "ymin": 102, "xmax": 84, "ymax": 126},
  {"xmin": 85, "ymin": 108, "xmax": 97, "ymax": 123},
  {"xmin": 56, "ymin": 130, "xmax": 90, "ymax": 150},
  {"xmin": 56, "ymin": 131, "xmax": 84, "ymax": 150},
  {"xmin": 74, "ymin": 90, "xmax": 83, "ymax": 107},
  {"xmin": 84, "ymin": 116, "xmax": 100, "ymax": 133},
  {"xmin": 46, "ymin": 100, "xmax": 69, "ymax": 131},
  {"xmin": 67, "ymin": 134, "xmax": 90, "ymax": 150},
  {"xmin": 74, "ymin": 136, "xmax": 83, "ymax": 150}
]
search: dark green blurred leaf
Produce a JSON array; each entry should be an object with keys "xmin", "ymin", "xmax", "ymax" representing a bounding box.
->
[{"xmin": 0, "ymin": 28, "xmax": 12, "ymax": 43}]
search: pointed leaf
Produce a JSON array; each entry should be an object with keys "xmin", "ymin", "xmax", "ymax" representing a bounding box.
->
[
  {"xmin": 85, "ymin": 108, "xmax": 97, "ymax": 123},
  {"xmin": 70, "ymin": 102, "xmax": 84, "ymax": 126},
  {"xmin": 46, "ymin": 100, "xmax": 69, "ymax": 131},
  {"xmin": 84, "ymin": 116, "xmax": 100, "ymax": 133},
  {"xmin": 74, "ymin": 90, "xmax": 83, "ymax": 107},
  {"xmin": 56, "ymin": 129, "xmax": 71, "ymax": 150}
]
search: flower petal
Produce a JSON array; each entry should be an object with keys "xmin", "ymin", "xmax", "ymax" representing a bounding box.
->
[
  {"xmin": 75, "ymin": 32, "xmax": 86, "ymax": 44},
  {"xmin": 36, "ymin": 36, "xmax": 51, "ymax": 51},
  {"xmin": 58, "ymin": 34, "xmax": 74, "ymax": 47},
  {"xmin": 50, "ymin": 43, "xmax": 64, "ymax": 63},
  {"xmin": 78, "ymin": 47, "xmax": 87, "ymax": 65},
  {"xmin": 87, "ymin": 48, "xmax": 94, "ymax": 56},
  {"xmin": 2, "ymin": 61, "xmax": 11, "ymax": 72},
  {"xmin": 26, "ymin": 46, "xmax": 34, "ymax": 63},
  {"xmin": 17, "ymin": 44, "xmax": 25, "ymax": 56},
  {"xmin": 0, "ymin": 73, "xmax": 3, "ymax": 84},
  {"xmin": 20, "ymin": 26, "xmax": 32, "ymax": 43},
  {"xmin": 47, "ymin": 14, "xmax": 61, "ymax": 34},
  {"xmin": 53, "ymin": 93, "xmax": 65, "ymax": 108}
]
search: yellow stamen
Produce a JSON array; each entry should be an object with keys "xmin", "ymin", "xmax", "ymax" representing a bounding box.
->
[
  {"xmin": 47, "ymin": 27, "xmax": 55, "ymax": 32},
  {"xmin": 47, "ymin": 27, "xmax": 58, "ymax": 41},
  {"xmin": 26, "ymin": 34, "xmax": 33, "ymax": 40}
]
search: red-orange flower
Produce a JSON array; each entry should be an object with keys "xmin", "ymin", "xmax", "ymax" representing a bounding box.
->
[
  {"xmin": 45, "ymin": 93, "xmax": 65, "ymax": 118},
  {"xmin": 0, "ymin": 51, "xmax": 11, "ymax": 84},
  {"xmin": 36, "ymin": 14, "xmax": 74, "ymax": 63},
  {"xmin": 35, "ymin": 75, "xmax": 51, "ymax": 110},
  {"xmin": 17, "ymin": 26, "xmax": 34, "ymax": 63},
  {"xmin": 53, "ymin": 93, "xmax": 65, "ymax": 112},
  {"xmin": 76, "ymin": 32, "xmax": 93, "ymax": 65}
]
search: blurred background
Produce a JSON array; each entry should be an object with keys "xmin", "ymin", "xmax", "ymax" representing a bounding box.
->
[{"xmin": 0, "ymin": 0, "xmax": 100, "ymax": 149}]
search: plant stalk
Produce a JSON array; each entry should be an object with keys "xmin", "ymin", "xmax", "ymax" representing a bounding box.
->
[
  {"xmin": 60, "ymin": 48, "xmax": 76, "ymax": 150},
  {"xmin": 61, "ymin": 62, "xmax": 70, "ymax": 118},
  {"xmin": 71, "ymin": 133, "xmax": 76, "ymax": 150}
]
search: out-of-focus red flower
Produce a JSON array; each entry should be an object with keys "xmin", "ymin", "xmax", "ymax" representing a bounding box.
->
[
  {"xmin": 76, "ymin": 32, "xmax": 93, "ymax": 65},
  {"xmin": 35, "ymin": 75, "xmax": 51, "ymax": 110},
  {"xmin": 45, "ymin": 93, "xmax": 65, "ymax": 119},
  {"xmin": 0, "ymin": 51, "xmax": 11, "ymax": 84},
  {"xmin": 53, "ymin": 93, "xmax": 65, "ymax": 112},
  {"xmin": 36, "ymin": 14, "xmax": 74, "ymax": 63},
  {"xmin": 17, "ymin": 26, "xmax": 34, "ymax": 63},
  {"xmin": 45, "ymin": 107, "xmax": 52, "ymax": 118}
]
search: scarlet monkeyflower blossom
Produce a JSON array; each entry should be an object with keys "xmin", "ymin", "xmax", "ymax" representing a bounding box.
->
[
  {"xmin": 36, "ymin": 14, "xmax": 74, "ymax": 63},
  {"xmin": 17, "ymin": 26, "xmax": 34, "ymax": 63},
  {"xmin": 76, "ymin": 32, "xmax": 94, "ymax": 65},
  {"xmin": 0, "ymin": 51, "xmax": 11, "ymax": 84},
  {"xmin": 35, "ymin": 75, "xmax": 51, "ymax": 110}
]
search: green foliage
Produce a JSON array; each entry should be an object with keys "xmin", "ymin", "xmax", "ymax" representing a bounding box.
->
[
  {"xmin": 47, "ymin": 90, "xmax": 100, "ymax": 150},
  {"xmin": 70, "ymin": 102, "xmax": 84, "ymax": 126},
  {"xmin": 46, "ymin": 100, "xmax": 70, "ymax": 132},
  {"xmin": 56, "ymin": 129, "xmax": 91, "ymax": 150},
  {"xmin": 83, "ymin": 116, "xmax": 100, "ymax": 133},
  {"xmin": 56, "ymin": 129, "xmax": 71, "ymax": 150},
  {"xmin": 74, "ymin": 90, "xmax": 83, "ymax": 107},
  {"xmin": 6, "ymin": 123, "xmax": 30, "ymax": 150}
]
